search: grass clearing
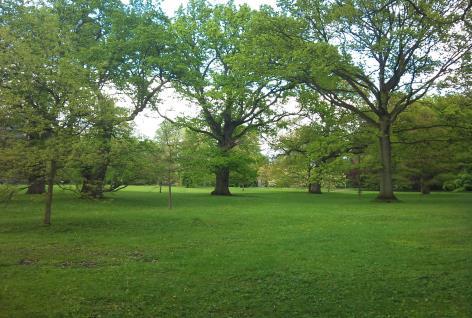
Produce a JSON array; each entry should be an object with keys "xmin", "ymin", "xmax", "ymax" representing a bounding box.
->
[{"xmin": 1, "ymin": 187, "xmax": 471, "ymax": 317}]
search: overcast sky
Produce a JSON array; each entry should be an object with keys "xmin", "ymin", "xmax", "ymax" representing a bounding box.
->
[
  {"xmin": 161, "ymin": 0, "xmax": 277, "ymax": 14},
  {"xmin": 132, "ymin": 0, "xmax": 278, "ymax": 139}
]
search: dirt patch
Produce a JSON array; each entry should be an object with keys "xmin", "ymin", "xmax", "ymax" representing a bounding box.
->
[{"xmin": 18, "ymin": 258, "xmax": 38, "ymax": 265}]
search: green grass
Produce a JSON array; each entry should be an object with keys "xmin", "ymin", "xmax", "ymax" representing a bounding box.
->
[{"xmin": 1, "ymin": 187, "xmax": 471, "ymax": 317}]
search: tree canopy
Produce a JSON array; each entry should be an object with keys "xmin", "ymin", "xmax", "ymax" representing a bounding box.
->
[{"xmin": 0, "ymin": 0, "xmax": 471, "ymax": 223}]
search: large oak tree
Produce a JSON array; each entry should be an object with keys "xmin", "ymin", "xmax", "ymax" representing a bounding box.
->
[
  {"xmin": 273, "ymin": 0, "xmax": 472, "ymax": 200},
  {"xmin": 161, "ymin": 0, "xmax": 296, "ymax": 195}
]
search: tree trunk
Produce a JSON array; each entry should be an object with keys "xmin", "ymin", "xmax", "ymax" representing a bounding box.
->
[
  {"xmin": 377, "ymin": 118, "xmax": 397, "ymax": 201},
  {"xmin": 26, "ymin": 176, "xmax": 45, "ymax": 194},
  {"xmin": 211, "ymin": 167, "xmax": 231, "ymax": 195},
  {"xmin": 80, "ymin": 163, "xmax": 107, "ymax": 199},
  {"xmin": 26, "ymin": 133, "xmax": 46, "ymax": 194},
  {"xmin": 167, "ymin": 164, "xmax": 173, "ymax": 209},
  {"xmin": 43, "ymin": 160, "xmax": 57, "ymax": 225},
  {"xmin": 168, "ymin": 181, "xmax": 172, "ymax": 209},
  {"xmin": 420, "ymin": 177, "xmax": 431, "ymax": 195},
  {"xmin": 80, "ymin": 127, "xmax": 112, "ymax": 199},
  {"xmin": 308, "ymin": 182, "xmax": 322, "ymax": 194},
  {"xmin": 357, "ymin": 154, "xmax": 362, "ymax": 196}
]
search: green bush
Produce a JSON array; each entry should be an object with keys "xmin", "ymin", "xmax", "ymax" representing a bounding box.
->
[
  {"xmin": 452, "ymin": 173, "xmax": 472, "ymax": 192},
  {"xmin": 442, "ymin": 181, "xmax": 456, "ymax": 192},
  {"xmin": 0, "ymin": 184, "xmax": 18, "ymax": 203}
]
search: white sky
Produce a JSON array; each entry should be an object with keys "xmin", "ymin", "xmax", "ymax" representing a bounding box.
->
[
  {"xmin": 161, "ymin": 0, "xmax": 277, "ymax": 15},
  {"xmin": 132, "ymin": 0, "xmax": 278, "ymax": 139}
]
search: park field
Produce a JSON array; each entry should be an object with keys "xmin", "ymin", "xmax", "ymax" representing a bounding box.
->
[{"xmin": 1, "ymin": 187, "xmax": 471, "ymax": 317}]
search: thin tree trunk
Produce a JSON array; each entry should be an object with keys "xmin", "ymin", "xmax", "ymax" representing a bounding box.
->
[
  {"xmin": 159, "ymin": 181, "xmax": 162, "ymax": 193},
  {"xmin": 357, "ymin": 154, "xmax": 362, "ymax": 197},
  {"xmin": 377, "ymin": 118, "xmax": 397, "ymax": 201},
  {"xmin": 308, "ymin": 182, "xmax": 322, "ymax": 194},
  {"xmin": 211, "ymin": 167, "xmax": 231, "ymax": 195},
  {"xmin": 44, "ymin": 160, "xmax": 57, "ymax": 225},
  {"xmin": 166, "ymin": 134, "xmax": 174, "ymax": 208},
  {"xmin": 168, "ymin": 182, "xmax": 172, "ymax": 209}
]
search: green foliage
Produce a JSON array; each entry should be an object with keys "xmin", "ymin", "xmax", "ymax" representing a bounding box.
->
[
  {"xmin": 272, "ymin": 97, "xmax": 358, "ymax": 190},
  {"xmin": 453, "ymin": 173, "xmax": 472, "ymax": 192},
  {"xmin": 0, "ymin": 184, "xmax": 18, "ymax": 203},
  {"xmin": 390, "ymin": 95, "xmax": 472, "ymax": 192},
  {"xmin": 0, "ymin": 3, "xmax": 98, "ymax": 191},
  {"xmin": 0, "ymin": 0, "xmax": 471, "ymax": 199},
  {"xmin": 154, "ymin": 121, "xmax": 182, "ymax": 185},
  {"xmin": 177, "ymin": 129, "xmax": 265, "ymax": 187}
]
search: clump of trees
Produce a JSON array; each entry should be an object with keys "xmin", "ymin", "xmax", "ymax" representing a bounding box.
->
[{"xmin": 0, "ymin": 0, "xmax": 471, "ymax": 224}]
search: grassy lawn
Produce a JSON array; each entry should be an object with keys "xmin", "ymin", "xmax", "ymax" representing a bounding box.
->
[{"xmin": 1, "ymin": 187, "xmax": 471, "ymax": 317}]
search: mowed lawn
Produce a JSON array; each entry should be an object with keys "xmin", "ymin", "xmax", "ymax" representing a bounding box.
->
[{"xmin": 1, "ymin": 187, "xmax": 471, "ymax": 317}]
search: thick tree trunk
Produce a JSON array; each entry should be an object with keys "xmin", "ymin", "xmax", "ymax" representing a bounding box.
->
[
  {"xmin": 26, "ymin": 134, "xmax": 46, "ymax": 194},
  {"xmin": 26, "ymin": 163, "xmax": 45, "ymax": 194},
  {"xmin": 377, "ymin": 119, "xmax": 397, "ymax": 201},
  {"xmin": 80, "ymin": 163, "xmax": 107, "ymax": 199},
  {"xmin": 308, "ymin": 182, "xmax": 322, "ymax": 194},
  {"xmin": 212, "ymin": 167, "xmax": 231, "ymax": 195},
  {"xmin": 43, "ymin": 160, "xmax": 57, "ymax": 225},
  {"xmin": 80, "ymin": 126, "xmax": 112, "ymax": 199},
  {"xmin": 420, "ymin": 177, "xmax": 431, "ymax": 195},
  {"xmin": 26, "ymin": 176, "xmax": 45, "ymax": 194}
]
